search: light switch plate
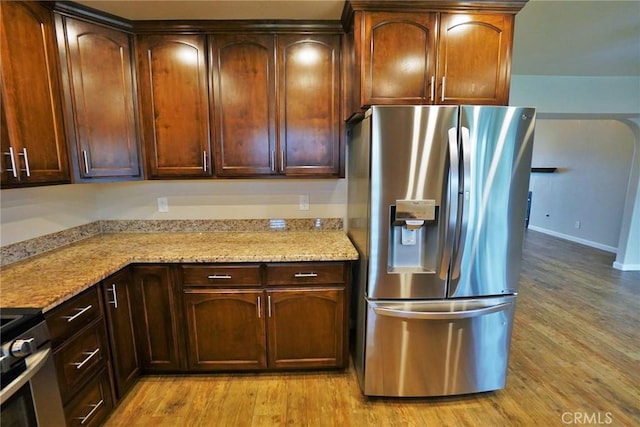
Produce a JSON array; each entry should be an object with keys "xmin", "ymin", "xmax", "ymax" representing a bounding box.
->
[
  {"xmin": 157, "ymin": 197, "xmax": 169, "ymax": 212},
  {"xmin": 299, "ymin": 195, "xmax": 309, "ymax": 211}
]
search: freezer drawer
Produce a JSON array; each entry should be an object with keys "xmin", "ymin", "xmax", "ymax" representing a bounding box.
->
[{"xmin": 361, "ymin": 296, "xmax": 515, "ymax": 397}]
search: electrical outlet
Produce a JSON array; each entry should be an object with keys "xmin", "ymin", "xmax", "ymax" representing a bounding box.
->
[
  {"xmin": 299, "ymin": 195, "xmax": 309, "ymax": 211},
  {"xmin": 157, "ymin": 197, "xmax": 169, "ymax": 213},
  {"xmin": 574, "ymin": 220, "xmax": 581, "ymax": 229}
]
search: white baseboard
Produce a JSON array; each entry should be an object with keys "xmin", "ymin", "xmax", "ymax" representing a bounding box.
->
[
  {"xmin": 527, "ymin": 225, "xmax": 618, "ymax": 253},
  {"xmin": 612, "ymin": 261, "xmax": 640, "ymax": 271}
]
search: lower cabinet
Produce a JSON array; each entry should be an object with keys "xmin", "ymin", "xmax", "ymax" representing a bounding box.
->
[
  {"xmin": 63, "ymin": 367, "xmax": 113, "ymax": 427},
  {"xmin": 101, "ymin": 268, "xmax": 140, "ymax": 399},
  {"xmin": 267, "ymin": 288, "xmax": 345, "ymax": 369},
  {"xmin": 182, "ymin": 262, "xmax": 349, "ymax": 371},
  {"xmin": 130, "ymin": 265, "xmax": 186, "ymax": 372},
  {"xmin": 45, "ymin": 261, "xmax": 350, "ymax": 424},
  {"xmin": 45, "ymin": 287, "xmax": 114, "ymax": 426},
  {"xmin": 184, "ymin": 290, "xmax": 267, "ymax": 370}
]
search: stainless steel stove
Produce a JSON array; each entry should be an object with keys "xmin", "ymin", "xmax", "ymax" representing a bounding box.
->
[{"xmin": 1, "ymin": 308, "xmax": 66, "ymax": 426}]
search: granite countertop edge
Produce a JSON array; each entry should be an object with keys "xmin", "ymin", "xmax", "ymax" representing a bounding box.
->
[{"xmin": 0, "ymin": 231, "xmax": 359, "ymax": 313}]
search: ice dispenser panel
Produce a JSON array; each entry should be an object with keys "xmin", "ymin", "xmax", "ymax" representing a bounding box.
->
[{"xmin": 388, "ymin": 200, "xmax": 439, "ymax": 273}]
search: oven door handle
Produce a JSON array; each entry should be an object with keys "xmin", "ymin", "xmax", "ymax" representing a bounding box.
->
[{"xmin": 0, "ymin": 347, "xmax": 51, "ymax": 405}]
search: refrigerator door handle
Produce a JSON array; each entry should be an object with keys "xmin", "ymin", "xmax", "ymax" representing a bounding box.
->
[
  {"xmin": 440, "ymin": 127, "xmax": 460, "ymax": 280},
  {"xmin": 451, "ymin": 126, "xmax": 472, "ymax": 280},
  {"xmin": 372, "ymin": 302, "xmax": 512, "ymax": 320}
]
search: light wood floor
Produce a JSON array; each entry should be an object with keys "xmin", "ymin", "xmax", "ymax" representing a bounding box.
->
[{"xmin": 104, "ymin": 231, "xmax": 640, "ymax": 426}]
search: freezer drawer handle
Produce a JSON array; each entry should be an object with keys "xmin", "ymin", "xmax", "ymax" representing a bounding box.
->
[{"xmin": 373, "ymin": 302, "xmax": 511, "ymax": 320}]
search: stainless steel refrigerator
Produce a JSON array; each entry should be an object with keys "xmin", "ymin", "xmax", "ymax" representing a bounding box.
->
[{"xmin": 346, "ymin": 105, "xmax": 536, "ymax": 397}]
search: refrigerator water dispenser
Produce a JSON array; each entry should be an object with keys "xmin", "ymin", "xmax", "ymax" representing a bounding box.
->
[{"xmin": 388, "ymin": 200, "xmax": 438, "ymax": 273}]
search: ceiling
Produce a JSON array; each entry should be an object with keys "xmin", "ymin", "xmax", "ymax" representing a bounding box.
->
[{"xmin": 75, "ymin": 0, "xmax": 640, "ymax": 77}]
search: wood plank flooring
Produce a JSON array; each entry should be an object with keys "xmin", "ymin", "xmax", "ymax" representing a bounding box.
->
[{"xmin": 104, "ymin": 231, "xmax": 640, "ymax": 426}]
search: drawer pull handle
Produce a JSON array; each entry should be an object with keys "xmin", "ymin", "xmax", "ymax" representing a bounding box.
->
[
  {"xmin": 108, "ymin": 284, "xmax": 118, "ymax": 308},
  {"xmin": 63, "ymin": 305, "xmax": 93, "ymax": 323},
  {"xmin": 294, "ymin": 272, "xmax": 318, "ymax": 278},
  {"xmin": 257, "ymin": 296, "xmax": 261, "ymax": 318},
  {"xmin": 73, "ymin": 348, "xmax": 100, "ymax": 370},
  {"xmin": 19, "ymin": 148, "xmax": 31, "ymax": 177},
  {"xmin": 82, "ymin": 150, "xmax": 90, "ymax": 175},
  {"xmin": 77, "ymin": 399, "xmax": 103, "ymax": 424},
  {"xmin": 208, "ymin": 274, "xmax": 232, "ymax": 279},
  {"xmin": 4, "ymin": 147, "xmax": 18, "ymax": 178}
]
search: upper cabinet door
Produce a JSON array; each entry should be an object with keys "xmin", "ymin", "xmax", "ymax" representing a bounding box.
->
[
  {"xmin": 0, "ymin": 1, "xmax": 70, "ymax": 187},
  {"xmin": 361, "ymin": 12, "xmax": 437, "ymax": 106},
  {"xmin": 211, "ymin": 35, "xmax": 276, "ymax": 176},
  {"xmin": 437, "ymin": 13, "xmax": 514, "ymax": 106},
  {"xmin": 278, "ymin": 35, "xmax": 341, "ymax": 176},
  {"xmin": 57, "ymin": 16, "xmax": 141, "ymax": 181},
  {"xmin": 137, "ymin": 34, "xmax": 212, "ymax": 178}
]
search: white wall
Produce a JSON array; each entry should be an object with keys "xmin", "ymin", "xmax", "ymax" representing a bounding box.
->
[
  {"xmin": 528, "ymin": 120, "xmax": 634, "ymax": 251},
  {"xmin": 0, "ymin": 184, "xmax": 96, "ymax": 245},
  {"xmin": 510, "ymin": 76, "xmax": 640, "ymax": 116},
  {"xmin": 511, "ymin": 74, "xmax": 640, "ymax": 270},
  {"xmin": 614, "ymin": 118, "xmax": 640, "ymax": 270},
  {"xmin": 0, "ymin": 179, "xmax": 347, "ymax": 246},
  {"xmin": 94, "ymin": 179, "xmax": 346, "ymax": 220}
]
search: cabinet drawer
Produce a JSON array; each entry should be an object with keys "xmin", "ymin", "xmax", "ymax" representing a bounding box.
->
[
  {"xmin": 53, "ymin": 318, "xmax": 109, "ymax": 403},
  {"xmin": 182, "ymin": 264, "xmax": 262, "ymax": 287},
  {"xmin": 64, "ymin": 367, "xmax": 113, "ymax": 427},
  {"xmin": 46, "ymin": 287, "xmax": 101, "ymax": 347},
  {"xmin": 266, "ymin": 263, "xmax": 345, "ymax": 286}
]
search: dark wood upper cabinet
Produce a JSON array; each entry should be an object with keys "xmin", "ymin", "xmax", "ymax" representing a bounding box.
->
[
  {"xmin": 136, "ymin": 34, "xmax": 212, "ymax": 178},
  {"xmin": 344, "ymin": 2, "xmax": 522, "ymax": 115},
  {"xmin": 436, "ymin": 13, "xmax": 514, "ymax": 105},
  {"xmin": 278, "ymin": 35, "xmax": 342, "ymax": 176},
  {"xmin": 56, "ymin": 15, "xmax": 142, "ymax": 181},
  {"xmin": 0, "ymin": 1, "xmax": 70, "ymax": 187},
  {"xmin": 361, "ymin": 12, "xmax": 437, "ymax": 106},
  {"xmin": 210, "ymin": 34, "xmax": 276, "ymax": 176}
]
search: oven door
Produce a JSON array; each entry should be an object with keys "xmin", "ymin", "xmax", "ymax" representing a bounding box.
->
[
  {"xmin": 1, "ymin": 381, "xmax": 38, "ymax": 426},
  {"xmin": 1, "ymin": 344, "xmax": 66, "ymax": 427}
]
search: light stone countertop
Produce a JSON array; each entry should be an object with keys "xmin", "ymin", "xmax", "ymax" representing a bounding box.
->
[{"xmin": 0, "ymin": 231, "xmax": 359, "ymax": 312}]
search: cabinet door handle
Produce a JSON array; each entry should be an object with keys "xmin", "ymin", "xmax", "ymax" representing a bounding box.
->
[
  {"xmin": 441, "ymin": 76, "xmax": 446, "ymax": 102},
  {"xmin": 268, "ymin": 295, "xmax": 272, "ymax": 317},
  {"xmin": 72, "ymin": 348, "xmax": 100, "ymax": 370},
  {"xmin": 294, "ymin": 272, "xmax": 318, "ymax": 278},
  {"xmin": 280, "ymin": 150, "xmax": 285, "ymax": 171},
  {"xmin": 82, "ymin": 150, "xmax": 90, "ymax": 175},
  {"xmin": 203, "ymin": 151, "xmax": 207, "ymax": 172},
  {"xmin": 430, "ymin": 76, "xmax": 435, "ymax": 102},
  {"xmin": 62, "ymin": 305, "xmax": 93, "ymax": 323},
  {"xmin": 76, "ymin": 399, "xmax": 103, "ymax": 425},
  {"xmin": 4, "ymin": 147, "xmax": 18, "ymax": 178},
  {"xmin": 270, "ymin": 150, "xmax": 276, "ymax": 172},
  {"xmin": 257, "ymin": 296, "xmax": 261, "ymax": 318},
  {"xmin": 19, "ymin": 148, "xmax": 31, "ymax": 177},
  {"xmin": 208, "ymin": 274, "xmax": 231, "ymax": 280},
  {"xmin": 107, "ymin": 284, "xmax": 118, "ymax": 308}
]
